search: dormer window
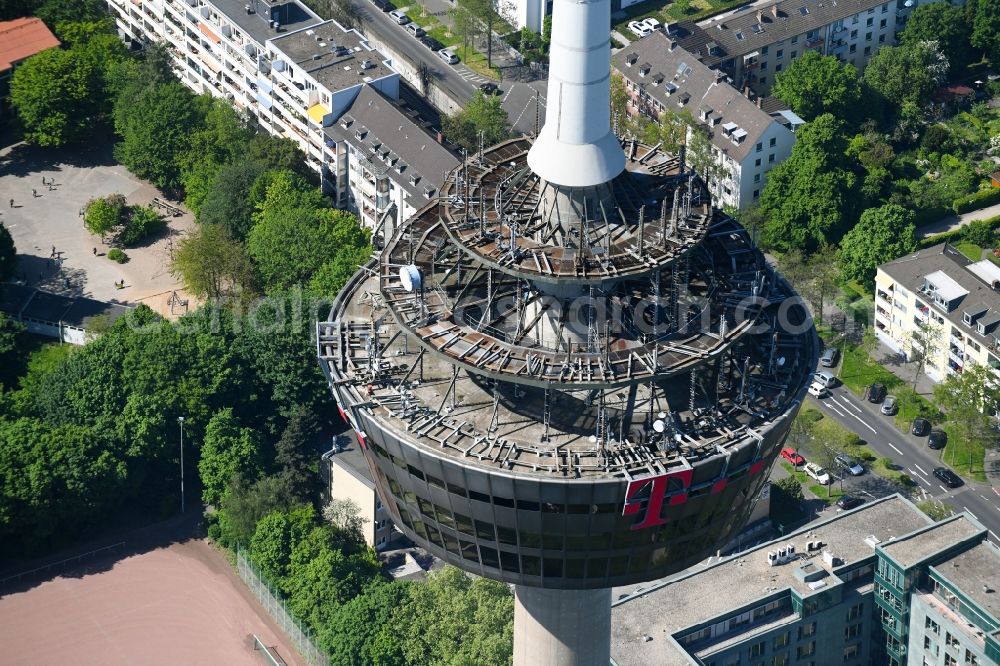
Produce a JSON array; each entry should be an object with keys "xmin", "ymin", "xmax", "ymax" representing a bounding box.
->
[
  {"xmin": 625, "ymin": 53, "xmax": 638, "ymax": 66},
  {"xmin": 639, "ymin": 63, "xmax": 651, "ymax": 76},
  {"xmin": 964, "ymin": 312, "xmax": 974, "ymax": 325}
]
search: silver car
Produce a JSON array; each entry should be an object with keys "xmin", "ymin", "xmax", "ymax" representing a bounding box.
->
[{"xmin": 880, "ymin": 395, "xmax": 898, "ymax": 415}]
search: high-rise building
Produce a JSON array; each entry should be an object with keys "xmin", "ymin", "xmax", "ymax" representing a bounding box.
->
[
  {"xmin": 317, "ymin": 0, "xmax": 816, "ymax": 661},
  {"xmin": 609, "ymin": 495, "xmax": 999, "ymax": 666}
]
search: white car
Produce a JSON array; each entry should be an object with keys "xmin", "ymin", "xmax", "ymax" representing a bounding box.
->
[
  {"xmin": 812, "ymin": 370, "xmax": 837, "ymax": 388},
  {"xmin": 807, "ymin": 381, "xmax": 827, "ymax": 398},
  {"xmin": 804, "ymin": 462, "xmax": 831, "ymax": 485},
  {"xmin": 438, "ymin": 48, "xmax": 459, "ymax": 64},
  {"xmin": 642, "ymin": 17, "xmax": 662, "ymax": 31},
  {"xmin": 388, "ymin": 10, "xmax": 410, "ymax": 24},
  {"xmin": 627, "ymin": 20, "xmax": 652, "ymax": 38}
]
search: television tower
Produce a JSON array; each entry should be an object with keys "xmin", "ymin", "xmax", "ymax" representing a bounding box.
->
[{"xmin": 318, "ymin": 0, "xmax": 816, "ymax": 662}]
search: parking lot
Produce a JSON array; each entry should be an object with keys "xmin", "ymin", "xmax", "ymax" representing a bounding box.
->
[{"xmin": 0, "ymin": 142, "xmax": 196, "ymax": 319}]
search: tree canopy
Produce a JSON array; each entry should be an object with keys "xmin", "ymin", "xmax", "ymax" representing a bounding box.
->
[
  {"xmin": 772, "ymin": 51, "xmax": 864, "ymax": 123},
  {"xmin": 899, "ymin": 2, "xmax": 974, "ymax": 70},
  {"xmin": 971, "ymin": 0, "xmax": 1000, "ymax": 64},
  {"xmin": 760, "ymin": 114, "xmax": 857, "ymax": 252},
  {"xmin": 838, "ymin": 203, "xmax": 917, "ymax": 286},
  {"xmin": 863, "ymin": 41, "xmax": 949, "ymax": 108},
  {"xmin": 442, "ymin": 90, "xmax": 510, "ymax": 151}
]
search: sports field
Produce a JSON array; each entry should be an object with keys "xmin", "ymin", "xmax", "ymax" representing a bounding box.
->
[{"xmin": 0, "ymin": 538, "xmax": 301, "ymax": 666}]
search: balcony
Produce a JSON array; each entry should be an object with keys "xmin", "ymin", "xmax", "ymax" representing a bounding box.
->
[{"xmin": 949, "ymin": 345, "xmax": 964, "ymax": 361}]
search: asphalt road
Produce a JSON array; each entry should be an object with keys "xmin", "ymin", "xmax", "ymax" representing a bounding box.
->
[
  {"xmin": 352, "ymin": 0, "xmax": 548, "ymax": 134},
  {"xmin": 810, "ymin": 381, "xmax": 1000, "ymax": 546}
]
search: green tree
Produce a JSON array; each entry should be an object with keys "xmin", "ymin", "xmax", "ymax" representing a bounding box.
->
[
  {"xmin": 274, "ymin": 407, "xmax": 321, "ymax": 501},
  {"xmin": 458, "ymin": 0, "xmax": 512, "ymax": 68},
  {"xmin": 35, "ymin": 0, "xmax": 108, "ymax": 26},
  {"xmin": 198, "ymin": 408, "xmax": 265, "ymax": 506},
  {"xmin": 962, "ymin": 219, "xmax": 996, "ymax": 248},
  {"xmin": 84, "ymin": 194, "xmax": 125, "ymax": 240},
  {"xmin": 114, "ymin": 81, "xmax": 206, "ymax": 190},
  {"xmin": 0, "ymin": 222, "xmax": 17, "ymax": 284},
  {"xmin": 321, "ymin": 581, "xmax": 411, "ymax": 664},
  {"xmin": 760, "ymin": 114, "xmax": 857, "ymax": 252},
  {"xmin": 179, "ymin": 100, "xmax": 255, "ymax": 214},
  {"xmin": 900, "ymin": 2, "xmax": 973, "ymax": 69},
  {"xmin": 217, "ymin": 474, "xmax": 298, "ymax": 547},
  {"xmin": 172, "ymin": 224, "xmax": 256, "ymax": 299},
  {"xmin": 863, "ymin": 41, "xmax": 949, "ymax": 108},
  {"xmin": 0, "ymin": 314, "xmax": 27, "ymax": 388},
  {"xmin": 838, "ymin": 203, "xmax": 917, "ymax": 286},
  {"xmin": 442, "ymin": 90, "xmax": 510, "ymax": 151},
  {"xmin": 906, "ymin": 320, "xmax": 942, "ymax": 388},
  {"xmin": 933, "ymin": 364, "xmax": 997, "ymax": 472},
  {"xmin": 10, "ymin": 48, "xmax": 102, "ymax": 146},
  {"xmin": 197, "ymin": 161, "xmax": 269, "ymax": 240},
  {"xmin": 117, "ymin": 204, "xmax": 163, "ymax": 246},
  {"xmin": 451, "ymin": 3, "xmax": 479, "ymax": 53},
  {"xmin": 971, "ymin": 0, "xmax": 1000, "ymax": 64},
  {"xmin": 772, "ymin": 51, "xmax": 864, "ymax": 123},
  {"xmin": 772, "ymin": 476, "xmax": 804, "ymax": 503}
]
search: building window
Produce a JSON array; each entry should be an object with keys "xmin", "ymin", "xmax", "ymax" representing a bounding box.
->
[
  {"xmin": 864, "ymin": 46, "xmax": 871, "ymax": 55},
  {"xmin": 799, "ymin": 623, "xmax": 816, "ymax": 640},
  {"xmin": 851, "ymin": 29, "xmax": 858, "ymax": 38},
  {"xmin": 966, "ymin": 650, "xmax": 980, "ymax": 665},
  {"xmin": 866, "ymin": 31, "xmax": 873, "ymax": 41},
  {"xmin": 880, "ymin": 18, "xmax": 887, "ymax": 27},
  {"xmin": 776, "ymin": 49, "xmax": 783, "ymax": 58},
  {"xmin": 760, "ymin": 62, "xmax": 768, "ymax": 70},
  {"xmin": 850, "ymin": 44, "xmax": 857, "ymax": 53},
  {"xmin": 760, "ymin": 77, "xmax": 767, "ymax": 85},
  {"xmin": 750, "ymin": 641, "xmax": 766, "ymax": 657},
  {"xmin": 879, "ymin": 34, "xmax": 885, "ymax": 43},
  {"xmin": 847, "ymin": 603, "xmax": 863, "ymax": 621},
  {"xmin": 769, "ymin": 137, "xmax": 777, "ymax": 147},
  {"xmin": 843, "ymin": 644, "xmax": 860, "ymax": 661},
  {"xmin": 753, "ymin": 189, "xmax": 759, "ymax": 198},
  {"xmin": 845, "ymin": 623, "xmax": 862, "ymax": 639},
  {"xmin": 773, "ymin": 656, "xmax": 788, "ymax": 666},
  {"xmin": 867, "ymin": 16, "xmax": 873, "ymax": 26},
  {"xmin": 791, "ymin": 35, "xmax": 798, "ymax": 44},
  {"xmin": 755, "ymin": 158, "xmax": 762, "ymax": 167},
  {"xmin": 791, "ymin": 50, "xmax": 797, "ymax": 58},
  {"xmin": 768, "ymin": 153, "xmax": 775, "ymax": 163},
  {"xmin": 774, "ymin": 632, "xmax": 789, "ymax": 649},
  {"xmin": 776, "ymin": 63, "xmax": 782, "ymax": 72},
  {"xmin": 756, "ymin": 142, "xmax": 763, "ymax": 153},
  {"xmin": 797, "ymin": 642, "xmax": 815, "ymax": 658},
  {"xmin": 754, "ymin": 174, "xmax": 761, "ymax": 183},
  {"xmin": 946, "ymin": 633, "xmax": 959, "ymax": 649}
]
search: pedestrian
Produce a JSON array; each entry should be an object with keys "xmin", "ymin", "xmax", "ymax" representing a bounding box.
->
[
  {"xmin": 8, "ymin": 198, "xmax": 13, "ymax": 208},
  {"xmin": 32, "ymin": 188, "xmax": 37, "ymax": 198},
  {"xmin": 93, "ymin": 247, "xmax": 97, "ymax": 256},
  {"xmin": 51, "ymin": 245, "xmax": 55, "ymax": 257},
  {"xmin": 41, "ymin": 176, "xmax": 45, "ymax": 185},
  {"xmin": 48, "ymin": 184, "xmax": 53, "ymax": 191}
]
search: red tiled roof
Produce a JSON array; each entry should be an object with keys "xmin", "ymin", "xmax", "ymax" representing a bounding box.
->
[{"xmin": 0, "ymin": 17, "xmax": 60, "ymax": 73}]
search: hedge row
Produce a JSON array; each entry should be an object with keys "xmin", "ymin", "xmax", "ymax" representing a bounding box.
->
[
  {"xmin": 918, "ymin": 213, "xmax": 1000, "ymax": 249},
  {"xmin": 953, "ymin": 187, "xmax": 1000, "ymax": 215}
]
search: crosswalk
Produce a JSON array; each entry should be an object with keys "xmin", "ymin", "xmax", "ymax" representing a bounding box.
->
[{"xmin": 454, "ymin": 65, "xmax": 492, "ymax": 84}]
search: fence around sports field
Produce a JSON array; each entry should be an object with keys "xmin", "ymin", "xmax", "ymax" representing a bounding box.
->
[{"xmin": 236, "ymin": 548, "xmax": 329, "ymax": 666}]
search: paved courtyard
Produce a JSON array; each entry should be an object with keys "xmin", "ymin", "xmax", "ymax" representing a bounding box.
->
[{"xmin": 0, "ymin": 141, "xmax": 196, "ymax": 319}]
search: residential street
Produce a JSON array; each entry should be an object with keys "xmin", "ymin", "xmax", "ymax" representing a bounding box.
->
[{"xmin": 809, "ymin": 381, "xmax": 1000, "ymax": 546}]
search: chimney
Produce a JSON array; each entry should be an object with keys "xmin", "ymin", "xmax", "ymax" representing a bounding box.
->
[
  {"xmin": 526, "ymin": 0, "xmax": 625, "ymax": 187},
  {"xmin": 771, "ymin": 3, "xmax": 778, "ymax": 18},
  {"xmin": 743, "ymin": 85, "xmax": 751, "ymax": 97},
  {"xmin": 756, "ymin": 9, "xmax": 764, "ymax": 23},
  {"xmin": 437, "ymin": 131, "xmax": 443, "ymax": 144},
  {"xmin": 756, "ymin": 96, "xmax": 762, "ymax": 108},
  {"xmin": 668, "ymin": 39, "xmax": 677, "ymax": 51}
]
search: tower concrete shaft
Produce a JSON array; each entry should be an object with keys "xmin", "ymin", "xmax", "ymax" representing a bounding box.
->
[
  {"xmin": 513, "ymin": 586, "xmax": 612, "ymax": 666},
  {"xmin": 526, "ymin": 0, "xmax": 625, "ymax": 188}
]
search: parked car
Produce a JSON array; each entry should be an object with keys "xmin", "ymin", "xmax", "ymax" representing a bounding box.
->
[
  {"xmin": 370, "ymin": 0, "xmax": 394, "ymax": 11},
  {"xmin": 389, "ymin": 10, "xmax": 410, "ymax": 24},
  {"xmin": 867, "ymin": 383, "xmax": 886, "ymax": 403},
  {"xmin": 478, "ymin": 82, "xmax": 501, "ymax": 96},
  {"xmin": 641, "ymin": 17, "xmax": 662, "ymax": 30},
  {"xmin": 928, "ymin": 429, "xmax": 947, "ymax": 450},
  {"xmin": 437, "ymin": 48, "xmax": 459, "ymax": 64},
  {"xmin": 835, "ymin": 453, "xmax": 865, "ymax": 476},
  {"xmin": 420, "ymin": 35, "xmax": 444, "ymax": 51},
  {"xmin": 933, "ymin": 467, "xmax": 963, "ymax": 488},
  {"xmin": 627, "ymin": 20, "xmax": 652, "ymax": 38},
  {"xmin": 808, "ymin": 381, "xmax": 827, "ymax": 398},
  {"xmin": 405, "ymin": 23, "xmax": 425, "ymax": 37},
  {"xmin": 836, "ymin": 495, "xmax": 864, "ymax": 510},
  {"xmin": 780, "ymin": 447, "xmax": 805, "ymax": 466},
  {"xmin": 911, "ymin": 417, "xmax": 930, "ymax": 436},
  {"xmin": 880, "ymin": 395, "xmax": 898, "ymax": 415},
  {"xmin": 812, "ymin": 371, "xmax": 837, "ymax": 388},
  {"xmin": 820, "ymin": 347, "xmax": 840, "ymax": 367},
  {"xmin": 804, "ymin": 462, "xmax": 831, "ymax": 485}
]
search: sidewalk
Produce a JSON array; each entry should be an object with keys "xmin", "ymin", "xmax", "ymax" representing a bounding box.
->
[
  {"xmin": 416, "ymin": 0, "xmax": 523, "ymax": 71},
  {"xmin": 916, "ymin": 201, "xmax": 1000, "ymax": 239}
]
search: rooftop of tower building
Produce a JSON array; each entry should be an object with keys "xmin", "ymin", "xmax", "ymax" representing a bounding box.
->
[
  {"xmin": 211, "ymin": 0, "xmax": 321, "ymax": 46},
  {"xmin": 609, "ymin": 495, "xmax": 935, "ymax": 666}
]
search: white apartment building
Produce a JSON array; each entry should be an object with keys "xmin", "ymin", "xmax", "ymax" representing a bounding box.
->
[
  {"xmin": 875, "ymin": 242, "xmax": 1000, "ymax": 384},
  {"xmin": 321, "ymin": 435, "xmax": 399, "ymax": 551},
  {"xmin": 106, "ymin": 0, "xmax": 456, "ymax": 229},
  {"xmin": 614, "ymin": 35, "xmax": 802, "ymax": 209}
]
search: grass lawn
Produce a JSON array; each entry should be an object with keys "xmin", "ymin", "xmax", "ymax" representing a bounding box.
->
[
  {"xmin": 839, "ymin": 344, "xmax": 903, "ymax": 395},
  {"xmin": 940, "ymin": 423, "xmax": 988, "ymax": 482},
  {"xmin": 778, "ymin": 463, "xmax": 843, "ymax": 506},
  {"xmin": 954, "ymin": 241, "xmax": 983, "ymax": 261},
  {"xmin": 891, "ymin": 386, "xmax": 942, "ymax": 432}
]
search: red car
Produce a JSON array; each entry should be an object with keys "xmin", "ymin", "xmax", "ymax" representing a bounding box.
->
[{"xmin": 780, "ymin": 447, "xmax": 805, "ymax": 466}]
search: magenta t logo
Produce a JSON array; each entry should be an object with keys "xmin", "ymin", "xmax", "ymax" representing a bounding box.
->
[{"xmin": 622, "ymin": 469, "xmax": 694, "ymax": 530}]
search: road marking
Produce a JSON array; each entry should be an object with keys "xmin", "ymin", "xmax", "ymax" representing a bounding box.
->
[
  {"xmin": 825, "ymin": 403, "xmax": 846, "ymax": 418},
  {"xmin": 965, "ymin": 508, "xmax": 978, "ymax": 520},
  {"xmin": 981, "ymin": 494, "xmax": 990, "ymax": 501},
  {"xmin": 889, "ymin": 443, "xmax": 903, "ymax": 456},
  {"xmin": 939, "ymin": 485, "xmax": 950, "ymax": 494},
  {"xmin": 908, "ymin": 468, "xmax": 929, "ymax": 484},
  {"xmin": 914, "ymin": 464, "xmax": 928, "ymax": 476},
  {"xmin": 839, "ymin": 395, "xmax": 865, "ymax": 414},
  {"xmin": 991, "ymin": 530, "xmax": 1000, "ymax": 541},
  {"xmin": 827, "ymin": 396, "xmax": 876, "ymax": 433}
]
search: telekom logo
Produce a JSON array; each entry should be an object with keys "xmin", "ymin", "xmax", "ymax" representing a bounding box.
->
[{"xmin": 622, "ymin": 469, "xmax": 693, "ymax": 530}]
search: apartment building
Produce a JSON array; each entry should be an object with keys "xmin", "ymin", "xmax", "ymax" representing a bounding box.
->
[
  {"xmin": 614, "ymin": 35, "xmax": 802, "ymax": 209},
  {"xmin": 610, "ymin": 494, "xmax": 997, "ymax": 666},
  {"xmin": 106, "ymin": 0, "xmax": 453, "ymax": 229},
  {"xmin": 325, "ymin": 86, "xmax": 460, "ymax": 231},
  {"xmin": 321, "ymin": 435, "xmax": 400, "ymax": 551},
  {"xmin": 874, "ymin": 242, "xmax": 1000, "ymax": 384},
  {"xmin": 667, "ymin": 0, "xmax": 905, "ymax": 96}
]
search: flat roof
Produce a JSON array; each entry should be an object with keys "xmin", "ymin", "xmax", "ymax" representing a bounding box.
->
[
  {"xmin": 610, "ymin": 496, "xmax": 930, "ymax": 666},
  {"xmin": 269, "ymin": 20, "xmax": 395, "ymax": 93},
  {"xmin": 0, "ymin": 17, "xmax": 60, "ymax": 72},
  {"xmin": 326, "ymin": 439, "xmax": 375, "ymax": 489},
  {"xmin": 0, "ymin": 285, "xmax": 131, "ymax": 328},
  {"xmin": 933, "ymin": 541, "xmax": 1000, "ymax": 623},
  {"xmin": 880, "ymin": 514, "xmax": 984, "ymax": 568},
  {"xmin": 210, "ymin": 0, "xmax": 321, "ymax": 46},
  {"xmin": 925, "ymin": 269, "xmax": 969, "ymax": 301}
]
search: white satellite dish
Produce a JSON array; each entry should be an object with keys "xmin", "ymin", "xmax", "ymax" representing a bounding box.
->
[
  {"xmin": 399, "ymin": 265, "xmax": 422, "ymax": 292},
  {"xmin": 657, "ymin": 411, "xmax": 667, "ymax": 420},
  {"xmin": 653, "ymin": 419, "xmax": 666, "ymax": 433}
]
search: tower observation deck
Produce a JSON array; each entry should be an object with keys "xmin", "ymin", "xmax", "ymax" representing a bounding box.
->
[{"xmin": 317, "ymin": 0, "xmax": 816, "ymax": 662}]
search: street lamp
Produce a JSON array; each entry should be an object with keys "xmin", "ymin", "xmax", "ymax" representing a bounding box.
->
[{"xmin": 178, "ymin": 416, "xmax": 185, "ymax": 514}]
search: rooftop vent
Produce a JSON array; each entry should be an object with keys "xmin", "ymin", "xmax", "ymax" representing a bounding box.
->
[{"xmin": 245, "ymin": 3, "xmax": 254, "ymax": 14}]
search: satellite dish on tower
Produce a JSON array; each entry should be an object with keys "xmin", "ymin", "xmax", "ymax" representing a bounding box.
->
[
  {"xmin": 653, "ymin": 419, "xmax": 666, "ymax": 433},
  {"xmin": 399, "ymin": 265, "xmax": 422, "ymax": 292}
]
